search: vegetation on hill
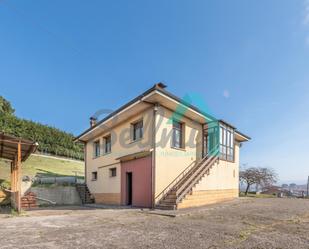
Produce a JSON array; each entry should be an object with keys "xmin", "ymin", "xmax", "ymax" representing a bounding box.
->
[
  {"xmin": 0, "ymin": 155, "xmax": 84, "ymax": 182},
  {"xmin": 0, "ymin": 96, "xmax": 84, "ymax": 160}
]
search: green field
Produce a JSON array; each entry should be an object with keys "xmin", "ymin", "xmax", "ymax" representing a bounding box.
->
[{"xmin": 0, "ymin": 155, "xmax": 84, "ymax": 184}]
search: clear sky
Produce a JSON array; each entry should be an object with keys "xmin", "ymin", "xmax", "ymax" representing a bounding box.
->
[{"xmin": 0, "ymin": 0, "xmax": 309, "ymax": 183}]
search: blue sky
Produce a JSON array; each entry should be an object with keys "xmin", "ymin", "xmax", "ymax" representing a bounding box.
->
[{"xmin": 1, "ymin": 0, "xmax": 309, "ymax": 183}]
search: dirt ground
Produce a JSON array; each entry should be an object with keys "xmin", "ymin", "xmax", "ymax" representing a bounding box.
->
[{"xmin": 1, "ymin": 198, "xmax": 309, "ymax": 249}]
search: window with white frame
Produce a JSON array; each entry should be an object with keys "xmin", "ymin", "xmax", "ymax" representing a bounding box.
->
[
  {"xmin": 132, "ymin": 120, "xmax": 143, "ymax": 141},
  {"xmin": 219, "ymin": 125, "xmax": 234, "ymax": 161},
  {"xmin": 172, "ymin": 120, "xmax": 184, "ymax": 149},
  {"xmin": 104, "ymin": 135, "xmax": 111, "ymax": 154},
  {"xmin": 93, "ymin": 140, "xmax": 100, "ymax": 158}
]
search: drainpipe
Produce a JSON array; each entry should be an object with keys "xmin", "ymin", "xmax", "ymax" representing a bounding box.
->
[
  {"xmin": 83, "ymin": 141, "xmax": 87, "ymax": 185},
  {"xmin": 151, "ymin": 103, "xmax": 158, "ymax": 209}
]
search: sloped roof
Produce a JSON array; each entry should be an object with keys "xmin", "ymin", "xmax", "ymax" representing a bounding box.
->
[
  {"xmin": 0, "ymin": 133, "xmax": 38, "ymax": 162},
  {"xmin": 75, "ymin": 83, "xmax": 250, "ymax": 142}
]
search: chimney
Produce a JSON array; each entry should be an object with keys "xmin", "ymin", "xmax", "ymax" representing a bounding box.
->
[
  {"xmin": 90, "ymin": 116, "xmax": 97, "ymax": 127},
  {"xmin": 155, "ymin": 82, "xmax": 167, "ymax": 89}
]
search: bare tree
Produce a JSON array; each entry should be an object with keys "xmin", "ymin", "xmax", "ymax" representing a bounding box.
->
[{"xmin": 240, "ymin": 167, "xmax": 277, "ymax": 195}]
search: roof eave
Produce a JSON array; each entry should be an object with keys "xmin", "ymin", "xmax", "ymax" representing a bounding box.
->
[
  {"xmin": 235, "ymin": 130, "xmax": 251, "ymax": 142},
  {"xmin": 75, "ymin": 83, "xmax": 250, "ymax": 143}
]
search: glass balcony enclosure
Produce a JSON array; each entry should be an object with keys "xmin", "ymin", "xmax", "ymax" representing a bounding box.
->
[{"xmin": 203, "ymin": 121, "xmax": 235, "ymax": 162}]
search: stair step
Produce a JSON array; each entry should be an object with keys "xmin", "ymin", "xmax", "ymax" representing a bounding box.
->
[
  {"xmin": 155, "ymin": 204, "xmax": 176, "ymax": 210},
  {"xmin": 156, "ymin": 155, "xmax": 219, "ymax": 210},
  {"xmin": 160, "ymin": 200, "xmax": 177, "ymax": 205},
  {"xmin": 76, "ymin": 184, "xmax": 95, "ymax": 204}
]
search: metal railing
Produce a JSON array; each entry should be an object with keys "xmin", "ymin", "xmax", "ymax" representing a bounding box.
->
[
  {"xmin": 155, "ymin": 145, "xmax": 219, "ymax": 204},
  {"xmin": 176, "ymin": 154, "xmax": 219, "ymax": 203}
]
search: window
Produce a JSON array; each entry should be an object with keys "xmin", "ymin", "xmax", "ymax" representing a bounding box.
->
[
  {"xmin": 219, "ymin": 125, "xmax": 234, "ymax": 161},
  {"xmin": 172, "ymin": 120, "xmax": 184, "ymax": 149},
  {"xmin": 109, "ymin": 168, "xmax": 117, "ymax": 177},
  {"xmin": 93, "ymin": 140, "xmax": 100, "ymax": 158},
  {"xmin": 104, "ymin": 135, "xmax": 111, "ymax": 154},
  {"xmin": 92, "ymin": 171, "xmax": 98, "ymax": 181},
  {"xmin": 205, "ymin": 126, "xmax": 219, "ymax": 155},
  {"xmin": 132, "ymin": 120, "xmax": 143, "ymax": 141}
]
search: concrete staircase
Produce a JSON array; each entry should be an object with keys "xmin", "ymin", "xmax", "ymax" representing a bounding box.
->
[
  {"xmin": 76, "ymin": 184, "xmax": 95, "ymax": 204},
  {"xmin": 155, "ymin": 150, "xmax": 219, "ymax": 210}
]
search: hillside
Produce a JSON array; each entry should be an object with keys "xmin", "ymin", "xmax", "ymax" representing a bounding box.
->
[
  {"xmin": 0, "ymin": 96, "xmax": 84, "ymax": 160},
  {"xmin": 0, "ymin": 154, "xmax": 84, "ymax": 184}
]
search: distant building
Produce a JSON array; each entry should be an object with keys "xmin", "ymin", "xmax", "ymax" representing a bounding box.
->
[{"xmin": 261, "ymin": 186, "xmax": 291, "ymax": 197}]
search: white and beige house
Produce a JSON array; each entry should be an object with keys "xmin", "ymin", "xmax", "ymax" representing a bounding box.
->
[{"xmin": 75, "ymin": 83, "xmax": 250, "ymax": 209}]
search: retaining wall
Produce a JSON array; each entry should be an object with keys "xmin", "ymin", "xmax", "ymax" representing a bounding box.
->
[{"xmin": 30, "ymin": 186, "xmax": 82, "ymax": 206}]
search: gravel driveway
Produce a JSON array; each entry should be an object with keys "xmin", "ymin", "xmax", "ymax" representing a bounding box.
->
[{"xmin": 1, "ymin": 198, "xmax": 309, "ymax": 249}]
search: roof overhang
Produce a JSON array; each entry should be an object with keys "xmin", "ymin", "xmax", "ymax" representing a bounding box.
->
[
  {"xmin": 0, "ymin": 133, "xmax": 38, "ymax": 162},
  {"xmin": 235, "ymin": 130, "xmax": 251, "ymax": 142},
  {"xmin": 75, "ymin": 83, "xmax": 250, "ymax": 143},
  {"xmin": 75, "ymin": 86, "xmax": 216, "ymax": 142},
  {"xmin": 219, "ymin": 120, "xmax": 250, "ymax": 142},
  {"xmin": 115, "ymin": 150, "xmax": 151, "ymax": 162}
]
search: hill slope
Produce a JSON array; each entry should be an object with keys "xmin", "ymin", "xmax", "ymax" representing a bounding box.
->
[
  {"xmin": 0, "ymin": 95, "xmax": 84, "ymax": 160},
  {"xmin": 0, "ymin": 114, "xmax": 84, "ymax": 160},
  {"xmin": 0, "ymin": 154, "xmax": 85, "ymax": 183}
]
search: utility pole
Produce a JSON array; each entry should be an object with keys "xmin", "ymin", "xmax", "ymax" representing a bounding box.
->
[{"xmin": 307, "ymin": 176, "xmax": 309, "ymax": 198}]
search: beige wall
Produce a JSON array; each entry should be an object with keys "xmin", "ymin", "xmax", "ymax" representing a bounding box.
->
[
  {"xmin": 85, "ymin": 103, "xmax": 241, "ymax": 206},
  {"xmin": 86, "ymin": 107, "xmax": 154, "ymax": 195},
  {"xmin": 194, "ymin": 143, "xmax": 240, "ymax": 191},
  {"xmin": 178, "ymin": 189, "xmax": 238, "ymax": 209},
  {"xmin": 154, "ymin": 106, "xmax": 240, "ymax": 201},
  {"xmin": 154, "ymin": 106, "xmax": 203, "ymax": 197}
]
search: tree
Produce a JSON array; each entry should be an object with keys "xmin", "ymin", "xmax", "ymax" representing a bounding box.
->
[
  {"xmin": 0, "ymin": 96, "xmax": 15, "ymax": 115},
  {"xmin": 0, "ymin": 96, "xmax": 84, "ymax": 160},
  {"xmin": 240, "ymin": 167, "xmax": 277, "ymax": 195}
]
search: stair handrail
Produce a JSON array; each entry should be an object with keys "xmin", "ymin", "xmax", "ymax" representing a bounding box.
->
[
  {"xmin": 176, "ymin": 154, "xmax": 219, "ymax": 203},
  {"xmin": 155, "ymin": 145, "xmax": 219, "ymax": 204},
  {"xmin": 176, "ymin": 151, "xmax": 220, "ymax": 203},
  {"xmin": 155, "ymin": 160, "xmax": 197, "ymax": 203},
  {"xmin": 175, "ymin": 153, "xmax": 218, "ymax": 196}
]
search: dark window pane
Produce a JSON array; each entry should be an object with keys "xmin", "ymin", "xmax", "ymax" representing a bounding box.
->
[
  {"xmin": 92, "ymin": 171, "xmax": 97, "ymax": 181},
  {"xmin": 104, "ymin": 135, "xmax": 111, "ymax": 153},
  {"xmin": 133, "ymin": 121, "xmax": 143, "ymax": 141},
  {"xmin": 110, "ymin": 168, "xmax": 116, "ymax": 177},
  {"xmin": 94, "ymin": 141, "xmax": 100, "ymax": 157},
  {"xmin": 172, "ymin": 121, "xmax": 183, "ymax": 148}
]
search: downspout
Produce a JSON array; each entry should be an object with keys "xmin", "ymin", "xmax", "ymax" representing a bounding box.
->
[
  {"xmin": 83, "ymin": 141, "xmax": 87, "ymax": 185},
  {"xmin": 151, "ymin": 103, "xmax": 158, "ymax": 209}
]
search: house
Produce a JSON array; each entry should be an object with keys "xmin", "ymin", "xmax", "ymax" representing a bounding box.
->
[
  {"xmin": 261, "ymin": 186, "xmax": 291, "ymax": 197},
  {"xmin": 75, "ymin": 83, "xmax": 250, "ymax": 209}
]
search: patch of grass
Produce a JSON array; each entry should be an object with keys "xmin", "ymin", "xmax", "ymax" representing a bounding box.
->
[
  {"xmin": 10, "ymin": 208, "xmax": 27, "ymax": 217},
  {"xmin": 0, "ymin": 155, "xmax": 84, "ymax": 181},
  {"xmin": 0, "ymin": 179, "xmax": 10, "ymax": 189},
  {"xmin": 226, "ymin": 212, "xmax": 309, "ymax": 246},
  {"xmin": 239, "ymin": 192, "xmax": 276, "ymax": 198}
]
